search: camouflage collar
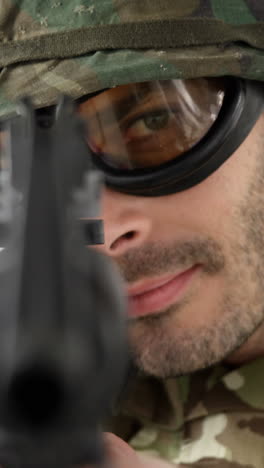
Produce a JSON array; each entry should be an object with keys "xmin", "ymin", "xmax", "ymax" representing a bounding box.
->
[{"xmin": 117, "ymin": 357, "xmax": 264, "ymax": 431}]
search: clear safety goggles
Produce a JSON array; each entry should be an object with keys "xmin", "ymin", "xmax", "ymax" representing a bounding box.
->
[
  {"xmin": 0, "ymin": 77, "xmax": 263, "ymax": 200},
  {"xmin": 77, "ymin": 77, "xmax": 264, "ymax": 196}
]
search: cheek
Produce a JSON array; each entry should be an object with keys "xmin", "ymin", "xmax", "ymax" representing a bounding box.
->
[{"xmin": 146, "ymin": 147, "xmax": 253, "ymax": 243}]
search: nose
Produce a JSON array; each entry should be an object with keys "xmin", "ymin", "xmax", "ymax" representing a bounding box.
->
[{"xmin": 98, "ymin": 188, "xmax": 152, "ymax": 257}]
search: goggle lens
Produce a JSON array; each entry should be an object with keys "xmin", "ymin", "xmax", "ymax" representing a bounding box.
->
[{"xmin": 77, "ymin": 78, "xmax": 225, "ymax": 170}]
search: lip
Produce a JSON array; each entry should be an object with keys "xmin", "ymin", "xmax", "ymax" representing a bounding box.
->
[{"xmin": 127, "ymin": 265, "xmax": 200, "ymax": 319}]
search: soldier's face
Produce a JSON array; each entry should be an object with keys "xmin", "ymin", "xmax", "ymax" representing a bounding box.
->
[{"xmin": 98, "ymin": 114, "xmax": 264, "ymax": 377}]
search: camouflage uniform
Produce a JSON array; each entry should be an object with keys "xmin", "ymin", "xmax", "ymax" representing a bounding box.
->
[
  {"xmin": 1, "ymin": 1, "xmax": 264, "ymax": 466},
  {"xmin": 109, "ymin": 357, "xmax": 264, "ymax": 467}
]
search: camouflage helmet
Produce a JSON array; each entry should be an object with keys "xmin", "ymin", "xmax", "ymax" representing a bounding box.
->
[{"xmin": 0, "ymin": 0, "xmax": 264, "ymax": 117}]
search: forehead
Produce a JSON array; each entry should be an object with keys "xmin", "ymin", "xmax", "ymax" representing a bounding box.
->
[
  {"xmin": 80, "ymin": 82, "xmax": 164, "ymax": 111},
  {"xmin": 78, "ymin": 78, "xmax": 224, "ymax": 114}
]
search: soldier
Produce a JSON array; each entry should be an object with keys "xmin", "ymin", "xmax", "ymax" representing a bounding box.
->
[{"xmin": 1, "ymin": 1, "xmax": 264, "ymax": 467}]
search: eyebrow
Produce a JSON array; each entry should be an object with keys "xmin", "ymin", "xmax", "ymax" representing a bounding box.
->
[{"xmin": 90, "ymin": 85, "xmax": 156, "ymax": 124}]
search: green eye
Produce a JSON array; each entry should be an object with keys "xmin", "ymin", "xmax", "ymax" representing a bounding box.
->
[
  {"xmin": 143, "ymin": 110, "xmax": 170, "ymax": 130},
  {"xmin": 125, "ymin": 110, "xmax": 172, "ymax": 140}
]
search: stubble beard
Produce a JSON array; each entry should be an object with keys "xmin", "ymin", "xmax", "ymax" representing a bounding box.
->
[{"xmin": 117, "ymin": 131, "xmax": 264, "ymax": 378}]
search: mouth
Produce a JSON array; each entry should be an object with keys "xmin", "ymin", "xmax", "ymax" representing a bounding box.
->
[{"xmin": 127, "ymin": 265, "xmax": 201, "ymax": 319}]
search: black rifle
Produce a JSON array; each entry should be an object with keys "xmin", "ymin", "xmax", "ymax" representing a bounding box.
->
[{"xmin": 0, "ymin": 97, "xmax": 128, "ymax": 468}]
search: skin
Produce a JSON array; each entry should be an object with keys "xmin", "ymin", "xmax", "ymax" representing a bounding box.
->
[
  {"xmin": 94, "ymin": 113, "xmax": 264, "ymax": 467},
  {"xmin": 98, "ymin": 113, "xmax": 264, "ymax": 376},
  {"xmin": 1, "ymin": 83, "xmax": 262, "ymax": 467}
]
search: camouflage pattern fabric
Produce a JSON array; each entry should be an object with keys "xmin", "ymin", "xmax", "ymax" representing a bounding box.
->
[
  {"xmin": 0, "ymin": 1, "xmax": 264, "ymax": 117},
  {"xmin": 1, "ymin": 2, "xmax": 264, "ymax": 465},
  {"xmin": 110, "ymin": 357, "xmax": 264, "ymax": 467}
]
